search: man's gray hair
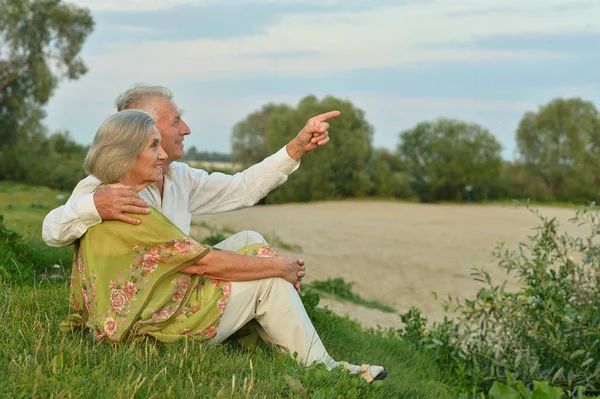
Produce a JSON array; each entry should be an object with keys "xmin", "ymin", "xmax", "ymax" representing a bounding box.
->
[
  {"xmin": 115, "ymin": 84, "xmax": 173, "ymax": 119},
  {"xmin": 84, "ymin": 110, "xmax": 157, "ymax": 184}
]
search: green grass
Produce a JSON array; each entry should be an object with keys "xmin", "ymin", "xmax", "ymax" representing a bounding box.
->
[
  {"xmin": 0, "ymin": 282, "xmax": 459, "ymax": 398},
  {"xmin": 0, "ymin": 181, "xmax": 71, "ymax": 238},
  {"xmin": 0, "ymin": 182, "xmax": 465, "ymax": 398},
  {"xmin": 0, "ymin": 182, "xmax": 74, "ymax": 284},
  {"xmin": 308, "ymin": 278, "xmax": 396, "ymax": 314}
]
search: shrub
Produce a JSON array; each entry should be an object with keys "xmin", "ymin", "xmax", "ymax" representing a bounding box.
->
[
  {"xmin": 0, "ymin": 214, "xmax": 73, "ymax": 284},
  {"xmin": 486, "ymin": 375, "xmax": 600, "ymax": 399},
  {"xmin": 398, "ymin": 203, "xmax": 600, "ymax": 397}
]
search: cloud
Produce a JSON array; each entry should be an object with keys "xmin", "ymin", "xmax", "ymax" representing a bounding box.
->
[
  {"xmin": 110, "ymin": 25, "xmax": 155, "ymax": 34},
  {"xmin": 73, "ymin": 0, "xmax": 599, "ymax": 81},
  {"xmin": 75, "ymin": 0, "xmax": 204, "ymax": 12},
  {"xmin": 351, "ymin": 95, "xmax": 537, "ymax": 112},
  {"xmin": 525, "ymin": 84, "xmax": 600, "ymax": 104},
  {"xmin": 75, "ymin": 0, "xmax": 411, "ymax": 12}
]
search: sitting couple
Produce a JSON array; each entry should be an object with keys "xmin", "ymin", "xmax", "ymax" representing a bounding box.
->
[{"xmin": 44, "ymin": 85, "xmax": 387, "ymax": 383}]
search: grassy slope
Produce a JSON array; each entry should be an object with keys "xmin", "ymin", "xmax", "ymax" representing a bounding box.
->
[{"xmin": 0, "ymin": 182, "xmax": 462, "ymax": 398}]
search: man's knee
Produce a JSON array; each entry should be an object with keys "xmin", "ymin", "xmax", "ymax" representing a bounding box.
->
[
  {"xmin": 213, "ymin": 230, "xmax": 268, "ymax": 251},
  {"xmin": 240, "ymin": 230, "xmax": 268, "ymax": 246}
]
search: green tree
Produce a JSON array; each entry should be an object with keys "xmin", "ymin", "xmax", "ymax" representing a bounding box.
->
[
  {"xmin": 364, "ymin": 148, "xmax": 415, "ymax": 199},
  {"xmin": 183, "ymin": 145, "xmax": 199, "ymax": 161},
  {"xmin": 0, "ymin": 0, "xmax": 93, "ymax": 184},
  {"xmin": 35, "ymin": 130, "xmax": 88, "ymax": 190},
  {"xmin": 497, "ymin": 161, "xmax": 553, "ymax": 202},
  {"xmin": 516, "ymin": 98, "xmax": 600, "ymax": 202},
  {"xmin": 397, "ymin": 118, "xmax": 503, "ymax": 202},
  {"xmin": 231, "ymin": 103, "xmax": 291, "ymax": 168},
  {"xmin": 0, "ymin": 127, "xmax": 87, "ymax": 190},
  {"xmin": 183, "ymin": 146, "xmax": 232, "ymax": 162},
  {"xmin": 253, "ymin": 95, "xmax": 373, "ymax": 203}
]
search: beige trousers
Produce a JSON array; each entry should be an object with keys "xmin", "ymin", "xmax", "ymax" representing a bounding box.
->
[{"xmin": 209, "ymin": 231, "xmax": 336, "ymax": 368}]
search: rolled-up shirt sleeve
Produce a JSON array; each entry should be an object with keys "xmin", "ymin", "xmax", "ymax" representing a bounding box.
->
[
  {"xmin": 187, "ymin": 145, "xmax": 300, "ymax": 214},
  {"xmin": 42, "ymin": 177, "xmax": 102, "ymax": 247}
]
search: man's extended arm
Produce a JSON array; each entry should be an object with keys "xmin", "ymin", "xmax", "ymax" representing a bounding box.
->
[
  {"xmin": 186, "ymin": 110, "xmax": 338, "ymax": 214},
  {"xmin": 186, "ymin": 145, "xmax": 300, "ymax": 214}
]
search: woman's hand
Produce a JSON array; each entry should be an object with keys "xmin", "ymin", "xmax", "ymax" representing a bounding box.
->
[
  {"xmin": 294, "ymin": 268, "xmax": 305, "ymax": 294},
  {"xmin": 279, "ymin": 255, "xmax": 306, "ymax": 285},
  {"xmin": 183, "ymin": 250, "xmax": 306, "ymax": 292}
]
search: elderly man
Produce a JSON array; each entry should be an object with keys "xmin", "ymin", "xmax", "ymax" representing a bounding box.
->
[{"xmin": 42, "ymin": 85, "xmax": 339, "ymax": 289}]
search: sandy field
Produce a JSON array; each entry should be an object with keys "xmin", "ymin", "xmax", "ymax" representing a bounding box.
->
[{"xmin": 192, "ymin": 201, "xmax": 590, "ymax": 331}]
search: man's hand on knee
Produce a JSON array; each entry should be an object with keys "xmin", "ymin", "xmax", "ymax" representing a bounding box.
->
[{"xmin": 93, "ymin": 184, "xmax": 150, "ymax": 225}]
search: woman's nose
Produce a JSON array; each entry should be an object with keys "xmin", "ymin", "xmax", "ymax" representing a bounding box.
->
[{"xmin": 158, "ymin": 145, "xmax": 168, "ymax": 160}]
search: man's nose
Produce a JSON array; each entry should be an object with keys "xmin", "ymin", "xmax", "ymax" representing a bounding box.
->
[{"xmin": 180, "ymin": 120, "xmax": 191, "ymax": 136}]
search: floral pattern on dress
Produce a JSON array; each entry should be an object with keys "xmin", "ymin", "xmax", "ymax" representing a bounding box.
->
[
  {"xmin": 64, "ymin": 210, "xmax": 236, "ymax": 344},
  {"xmin": 146, "ymin": 275, "xmax": 192, "ymax": 323},
  {"xmin": 68, "ymin": 245, "xmax": 85, "ymax": 314},
  {"xmin": 70, "ymin": 245, "xmax": 99, "ymax": 317},
  {"xmin": 196, "ymin": 324, "xmax": 218, "ymax": 338},
  {"xmin": 239, "ymin": 244, "xmax": 278, "ymax": 258},
  {"xmin": 96, "ymin": 238, "xmax": 203, "ymax": 340},
  {"xmin": 130, "ymin": 238, "xmax": 203, "ymax": 275}
]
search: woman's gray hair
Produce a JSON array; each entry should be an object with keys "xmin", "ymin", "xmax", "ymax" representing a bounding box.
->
[
  {"xmin": 115, "ymin": 84, "xmax": 173, "ymax": 119},
  {"xmin": 84, "ymin": 110, "xmax": 157, "ymax": 184}
]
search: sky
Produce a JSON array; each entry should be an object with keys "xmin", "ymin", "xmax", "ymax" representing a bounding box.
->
[{"xmin": 45, "ymin": 0, "xmax": 600, "ymax": 160}]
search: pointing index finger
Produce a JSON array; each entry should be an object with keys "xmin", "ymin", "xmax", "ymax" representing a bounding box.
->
[{"xmin": 313, "ymin": 110, "xmax": 341, "ymax": 123}]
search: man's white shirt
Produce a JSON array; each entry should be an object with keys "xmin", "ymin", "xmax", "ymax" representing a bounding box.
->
[{"xmin": 42, "ymin": 146, "xmax": 299, "ymax": 247}]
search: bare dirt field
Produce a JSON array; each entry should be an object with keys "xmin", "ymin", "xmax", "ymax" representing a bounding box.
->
[{"xmin": 192, "ymin": 200, "xmax": 590, "ymax": 331}]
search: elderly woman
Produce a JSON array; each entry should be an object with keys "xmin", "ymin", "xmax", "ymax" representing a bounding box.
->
[{"xmin": 62, "ymin": 110, "xmax": 387, "ymax": 383}]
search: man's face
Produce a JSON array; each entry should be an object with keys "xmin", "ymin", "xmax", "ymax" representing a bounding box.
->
[{"xmin": 152, "ymin": 98, "xmax": 191, "ymax": 164}]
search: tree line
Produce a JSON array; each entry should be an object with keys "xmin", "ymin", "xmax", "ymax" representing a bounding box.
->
[
  {"xmin": 181, "ymin": 147, "xmax": 232, "ymax": 163},
  {"xmin": 232, "ymin": 96, "xmax": 600, "ymax": 205}
]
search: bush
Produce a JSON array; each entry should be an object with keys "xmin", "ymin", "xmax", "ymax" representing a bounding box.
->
[
  {"xmin": 0, "ymin": 214, "xmax": 73, "ymax": 284},
  {"xmin": 398, "ymin": 203, "xmax": 600, "ymax": 397},
  {"xmin": 486, "ymin": 376, "xmax": 600, "ymax": 399},
  {"xmin": 390, "ymin": 172, "xmax": 417, "ymax": 200}
]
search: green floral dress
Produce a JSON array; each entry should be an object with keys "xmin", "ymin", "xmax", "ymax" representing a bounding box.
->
[{"xmin": 62, "ymin": 206, "xmax": 237, "ymax": 343}]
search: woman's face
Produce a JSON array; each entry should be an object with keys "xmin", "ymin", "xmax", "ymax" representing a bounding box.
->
[{"xmin": 125, "ymin": 126, "xmax": 168, "ymax": 187}]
